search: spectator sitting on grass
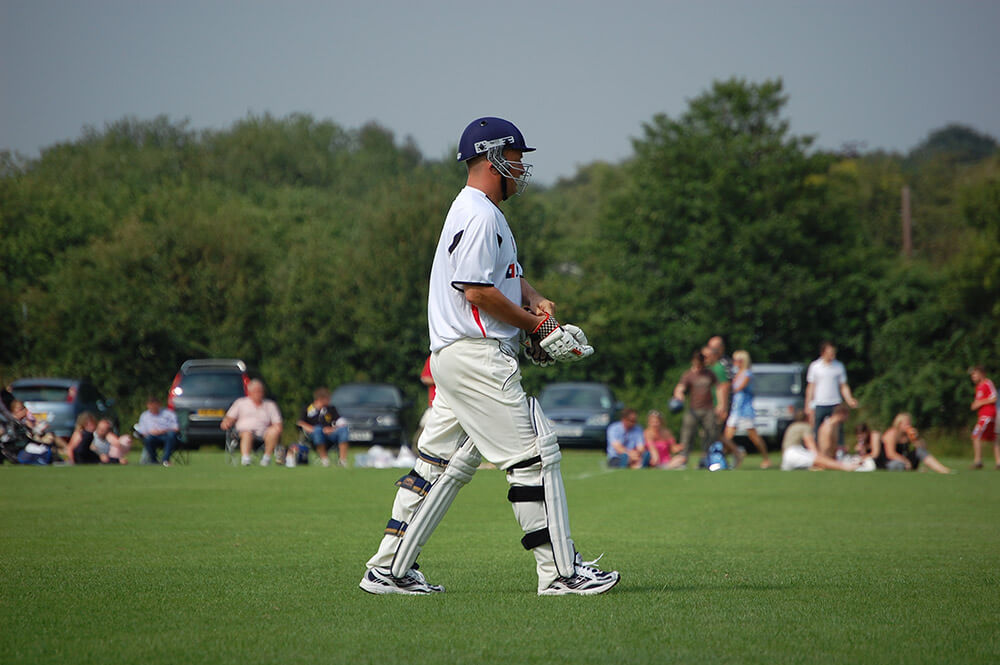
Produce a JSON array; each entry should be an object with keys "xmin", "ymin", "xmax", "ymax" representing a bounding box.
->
[
  {"xmin": 92, "ymin": 418, "xmax": 132, "ymax": 465},
  {"xmin": 880, "ymin": 412, "xmax": 953, "ymax": 474},
  {"xmin": 644, "ymin": 410, "xmax": 685, "ymax": 469},
  {"xmin": 781, "ymin": 407, "xmax": 865, "ymax": 471},
  {"xmin": 607, "ymin": 408, "xmax": 648, "ymax": 468},
  {"xmin": 66, "ymin": 412, "xmax": 101, "ymax": 465}
]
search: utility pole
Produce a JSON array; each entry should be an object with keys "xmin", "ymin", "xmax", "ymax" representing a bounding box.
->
[{"xmin": 901, "ymin": 185, "xmax": 912, "ymax": 258}]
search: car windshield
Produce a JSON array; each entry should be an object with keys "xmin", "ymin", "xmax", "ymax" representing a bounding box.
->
[
  {"xmin": 754, "ymin": 372, "xmax": 802, "ymax": 397},
  {"xmin": 179, "ymin": 372, "xmax": 246, "ymax": 397},
  {"xmin": 540, "ymin": 386, "xmax": 612, "ymax": 410},
  {"xmin": 333, "ymin": 385, "xmax": 400, "ymax": 408},
  {"xmin": 12, "ymin": 385, "xmax": 71, "ymax": 402}
]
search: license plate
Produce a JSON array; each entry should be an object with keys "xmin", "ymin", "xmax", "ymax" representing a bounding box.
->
[
  {"xmin": 349, "ymin": 430, "xmax": 374, "ymax": 442},
  {"xmin": 197, "ymin": 409, "xmax": 225, "ymax": 417},
  {"xmin": 555, "ymin": 425, "xmax": 584, "ymax": 438}
]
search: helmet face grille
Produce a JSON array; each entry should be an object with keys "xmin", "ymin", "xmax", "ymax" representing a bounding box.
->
[{"xmin": 486, "ymin": 145, "xmax": 533, "ymax": 196}]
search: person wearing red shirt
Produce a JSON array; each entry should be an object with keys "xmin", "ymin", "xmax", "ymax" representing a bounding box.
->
[{"xmin": 969, "ymin": 366, "xmax": 998, "ymax": 470}]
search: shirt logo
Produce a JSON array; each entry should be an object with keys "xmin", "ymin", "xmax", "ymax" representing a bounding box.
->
[{"xmin": 506, "ymin": 263, "xmax": 517, "ymax": 279}]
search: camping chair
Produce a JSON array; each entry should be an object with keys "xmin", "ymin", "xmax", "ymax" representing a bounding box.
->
[{"xmin": 225, "ymin": 428, "xmax": 266, "ymax": 466}]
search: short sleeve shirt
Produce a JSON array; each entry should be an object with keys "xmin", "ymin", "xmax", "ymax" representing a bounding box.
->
[
  {"xmin": 681, "ymin": 368, "xmax": 717, "ymax": 411},
  {"xmin": 226, "ymin": 397, "xmax": 282, "ymax": 437},
  {"xmin": 298, "ymin": 403, "xmax": 340, "ymax": 428},
  {"xmin": 427, "ymin": 186, "xmax": 523, "ymax": 352},
  {"xmin": 606, "ymin": 421, "xmax": 645, "ymax": 457},
  {"xmin": 807, "ymin": 359, "xmax": 847, "ymax": 406},
  {"xmin": 975, "ymin": 379, "xmax": 997, "ymax": 418}
]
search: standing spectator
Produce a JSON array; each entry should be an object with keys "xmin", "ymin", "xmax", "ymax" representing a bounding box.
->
[
  {"xmin": 221, "ymin": 379, "xmax": 283, "ymax": 466},
  {"xmin": 297, "ymin": 387, "xmax": 349, "ymax": 468},
  {"xmin": 644, "ymin": 410, "xmax": 684, "ymax": 469},
  {"xmin": 805, "ymin": 341, "xmax": 858, "ymax": 452},
  {"xmin": 704, "ymin": 339, "xmax": 732, "ymax": 428},
  {"xmin": 673, "ymin": 350, "xmax": 719, "ymax": 463},
  {"xmin": 880, "ymin": 412, "xmax": 952, "ymax": 474},
  {"xmin": 606, "ymin": 408, "xmax": 648, "ymax": 468},
  {"xmin": 66, "ymin": 412, "xmax": 100, "ymax": 465},
  {"xmin": 968, "ymin": 366, "xmax": 997, "ymax": 470},
  {"xmin": 136, "ymin": 396, "xmax": 180, "ymax": 466},
  {"xmin": 722, "ymin": 350, "xmax": 772, "ymax": 469}
]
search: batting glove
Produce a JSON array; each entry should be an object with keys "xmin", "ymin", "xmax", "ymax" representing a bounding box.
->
[{"xmin": 531, "ymin": 313, "xmax": 594, "ymax": 362}]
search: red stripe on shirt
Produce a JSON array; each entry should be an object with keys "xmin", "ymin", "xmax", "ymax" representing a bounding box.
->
[{"xmin": 470, "ymin": 304, "xmax": 487, "ymax": 338}]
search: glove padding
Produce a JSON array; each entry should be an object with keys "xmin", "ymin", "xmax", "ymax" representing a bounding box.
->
[
  {"xmin": 531, "ymin": 314, "xmax": 594, "ymax": 362},
  {"xmin": 522, "ymin": 335, "xmax": 555, "ymax": 367}
]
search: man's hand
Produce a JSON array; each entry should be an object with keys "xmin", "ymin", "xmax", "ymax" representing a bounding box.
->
[{"xmin": 531, "ymin": 313, "xmax": 593, "ymax": 362}]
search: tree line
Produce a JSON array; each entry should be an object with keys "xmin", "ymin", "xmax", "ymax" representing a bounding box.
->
[{"xmin": 2, "ymin": 79, "xmax": 997, "ymax": 433}]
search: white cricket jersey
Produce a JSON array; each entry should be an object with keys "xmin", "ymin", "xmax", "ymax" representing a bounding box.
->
[{"xmin": 428, "ymin": 186, "xmax": 523, "ymax": 352}]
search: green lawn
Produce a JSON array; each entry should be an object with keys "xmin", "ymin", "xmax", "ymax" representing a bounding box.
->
[{"xmin": 2, "ymin": 450, "xmax": 997, "ymax": 665}]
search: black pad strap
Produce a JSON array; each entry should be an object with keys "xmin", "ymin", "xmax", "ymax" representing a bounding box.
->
[
  {"xmin": 521, "ymin": 528, "xmax": 551, "ymax": 550},
  {"xmin": 507, "ymin": 485, "xmax": 545, "ymax": 503},
  {"xmin": 395, "ymin": 470, "xmax": 432, "ymax": 496},
  {"xmin": 505, "ymin": 455, "xmax": 542, "ymax": 471}
]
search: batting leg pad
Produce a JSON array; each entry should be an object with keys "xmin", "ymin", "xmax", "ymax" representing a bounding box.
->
[
  {"xmin": 390, "ymin": 438, "xmax": 481, "ymax": 578},
  {"xmin": 364, "ymin": 460, "xmax": 446, "ymax": 571},
  {"xmin": 506, "ymin": 398, "xmax": 575, "ymax": 578}
]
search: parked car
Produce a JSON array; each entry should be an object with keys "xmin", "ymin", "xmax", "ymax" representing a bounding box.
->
[
  {"xmin": 538, "ymin": 381, "xmax": 622, "ymax": 449},
  {"xmin": 330, "ymin": 383, "xmax": 410, "ymax": 447},
  {"xmin": 734, "ymin": 362, "xmax": 805, "ymax": 447},
  {"xmin": 9, "ymin": 377, "xmax": 118, "ymax": 438},
  {"xmin": 168, "ymin": 359, "xmax": 250, "ymax": 445}
]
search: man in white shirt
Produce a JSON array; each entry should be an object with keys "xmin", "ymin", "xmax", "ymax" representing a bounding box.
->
[
  {"xmin": 359, "ymin": 117, "xmax": 617, "ymax": 597},
  {"xmin": 805, "ymin": 341, "xmax": 858, "ymax": 452},
  {"xmin": 135, "ymin": 396, "xmax": 180, "ymax": 466}
]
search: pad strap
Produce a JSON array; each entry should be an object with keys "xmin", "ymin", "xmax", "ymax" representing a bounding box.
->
[
  {"xmin": 384, "ymin": 519, "xmax": 407, "ymax": 537},
  {"xmin": 521, "ymin": 528, "xmax": 551, "ymax": 550},
  {"xmin": 395, "ymin": 471, "xmax": 432, "ymax": 496},
  {"xmin": 507, "ymin": 485, "xmax": 545, "ymax": 502}
]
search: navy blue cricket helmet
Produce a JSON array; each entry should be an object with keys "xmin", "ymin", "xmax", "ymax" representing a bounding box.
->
[{"xmin": 456, "ymin": 117, "xmax": 535, "ymax": 163}]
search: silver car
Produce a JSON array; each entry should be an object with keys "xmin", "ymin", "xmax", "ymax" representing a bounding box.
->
[
  {"xmin": 10, "ymin": 377, "xmax": 118, "ymax": 438},
  {"xmin": 735, "ymin": 363, "xmax": 805, "ymax": 445}
]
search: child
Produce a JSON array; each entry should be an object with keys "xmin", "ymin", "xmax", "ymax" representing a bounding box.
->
[{"xmin": 968, "ymin": 366, "xmax": 998, "ymax": 470}]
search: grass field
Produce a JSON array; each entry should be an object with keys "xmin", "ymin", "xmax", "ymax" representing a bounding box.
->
[{"xmin": 2, "ymin": 450, "xmax": 998, "ymax": 665}]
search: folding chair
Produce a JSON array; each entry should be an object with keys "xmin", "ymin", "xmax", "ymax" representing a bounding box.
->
[{"xmin": 225, "ymin": 428, "xmax": 266, "ymax": 465}]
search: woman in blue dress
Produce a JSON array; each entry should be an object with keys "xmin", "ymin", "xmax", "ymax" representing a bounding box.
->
[{"xmin": 723, "ymin": 350, "xmax": 773, "ymax": 469}]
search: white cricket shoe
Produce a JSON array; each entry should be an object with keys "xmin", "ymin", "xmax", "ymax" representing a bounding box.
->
[
  {"xmin": 538, "ymin": 553, "xmax": 620, "ymax": 596},
  {"xmin": 359, "ymin": 567, "xmax": 444, "ymax": 595}
]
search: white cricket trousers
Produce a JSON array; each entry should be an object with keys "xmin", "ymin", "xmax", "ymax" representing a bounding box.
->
[{"xmin": 366, "ymin": 337, "xmax": 561, "ymax": 589}]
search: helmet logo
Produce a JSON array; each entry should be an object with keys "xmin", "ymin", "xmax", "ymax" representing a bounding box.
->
[{"xmin": 474, "ymin": 136, "xmax": 515, "ymax": 154}]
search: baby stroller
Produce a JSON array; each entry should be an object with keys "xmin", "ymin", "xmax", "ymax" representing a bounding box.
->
[{"xmin": 0, "ymin": 401, "xmax": 53, "ymax": 465}]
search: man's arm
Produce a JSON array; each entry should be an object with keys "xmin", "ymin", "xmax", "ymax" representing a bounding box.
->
[
  {"xmin": 840, "ymin": 381, "xmax": 858, "ymax": 408},
  {"xmin": 804, "ymin": 382, "xmax": 815, "ymax": 416},
  {"xmin": 464, "ymin": 284, "xmax": 545, "ymax": 331},
  {"xmin": 520, "ymin": 278, "xmax": 556, "ymax": 316}
]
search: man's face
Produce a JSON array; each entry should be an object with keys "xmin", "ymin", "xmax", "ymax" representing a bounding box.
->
[
  {"xmin": 249, "ymin": 384, "xmax": 265, "ymax": 403},
  {"xmin": 147, "ymin": 400, "xmax": 161, "ymax": 414},
  {"xmin": 623, "ymin": 413, "xmax": 638, "ymax": 429},
  {"xmin": 970, "ymin": 370, "xmax": 983, "ymax": 384},
  {"xmin": 822, "ymin": 345, "xmax": 837, "ymax": 361}
]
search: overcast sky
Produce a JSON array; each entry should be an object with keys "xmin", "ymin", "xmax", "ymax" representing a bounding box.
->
[{"xmin": 2, "ymin": 0, "xmax": 998, "ymax": 184}]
